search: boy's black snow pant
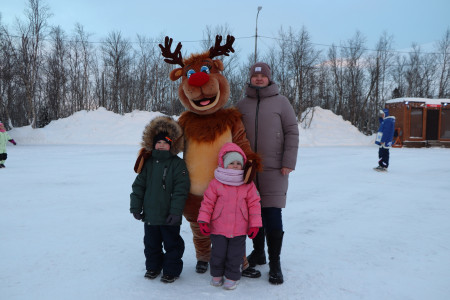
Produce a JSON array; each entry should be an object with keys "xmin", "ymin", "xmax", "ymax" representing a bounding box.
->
[{"xmin": 144, "ymin": 224, "xmax": 185, "ymax": 277}]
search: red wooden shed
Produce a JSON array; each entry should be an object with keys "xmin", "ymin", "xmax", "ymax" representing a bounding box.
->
[{"xmin": 385, "ymin": 98, "xmax": 450, "ymax": 147}]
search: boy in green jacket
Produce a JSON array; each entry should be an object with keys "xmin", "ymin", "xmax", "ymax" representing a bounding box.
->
[{"xmin": 130, "ymin": 116, "xmax": 190, "ymax": 283}]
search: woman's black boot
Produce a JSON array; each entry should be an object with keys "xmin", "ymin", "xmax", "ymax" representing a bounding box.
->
[{"xmin": 267, "ymin": 230, "xmax": 284, "ymax": 284}]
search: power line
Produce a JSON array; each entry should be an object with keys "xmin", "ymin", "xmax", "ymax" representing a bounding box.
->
[
  {"xmin": 258, "ymin": 35, "xmax": 445, "ymax": 55},
  {"xmin": 2, "ymin": 32, "xmax": 447, "ymax": 56}
]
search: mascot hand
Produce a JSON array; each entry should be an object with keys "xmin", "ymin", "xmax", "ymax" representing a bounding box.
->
[{"xmin": 134, "ymin": 148, "xmax": 152, "ymax": 173}]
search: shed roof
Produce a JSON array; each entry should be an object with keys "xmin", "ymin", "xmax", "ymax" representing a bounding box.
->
[{"xmin": 386, "ymin": 97, "xmax": 450, "ymax": 105}]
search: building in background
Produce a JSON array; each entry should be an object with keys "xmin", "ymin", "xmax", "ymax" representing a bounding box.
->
[{"xmin": 385, "ymin": 98, "xmax": 450, "ymax": 147}]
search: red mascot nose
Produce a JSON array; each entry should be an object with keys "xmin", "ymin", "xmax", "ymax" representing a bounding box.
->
[{"xmin": 188, "ymin": 72, "xmax": 209, "ymax": 87}]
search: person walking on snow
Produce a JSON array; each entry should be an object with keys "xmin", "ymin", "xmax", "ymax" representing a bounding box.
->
[
  {"xmin": 197, "ymin": 142, "xmax": 262, "ymax": 290},
  {"xmin": 0, "ymin": 122, "xmax": 17, "ymax": 168},
  {"xmin": 374, "ymin": 108, "xmax": 396, "ymax": 172},
  {"xmin": 130, "ymin": 116, "xmax": 190, "ymax": 283},
  {"xmin": 237, "ymin": 62, "xmax": 299, "ymax": 284}
]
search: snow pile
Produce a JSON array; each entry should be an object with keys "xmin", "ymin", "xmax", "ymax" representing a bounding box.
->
[
  {"xmin": 9, "ymin": 106, "xmax": 374, "ymax": 146},
  {"xmin": 299, "ymin": 107, "xmax": 373, "ymax": 146},
  {"xmin": 9, "ymin": 107, "xmax": 166, "ymax": 145}
]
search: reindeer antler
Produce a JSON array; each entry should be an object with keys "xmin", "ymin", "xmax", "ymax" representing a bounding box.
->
[
  {"xmin": 159, "ymin": 36, "xmax": 184, "ymax": 67},
  {"xmin": 209, "ymin": 35, "xmax": 235, "ymax": 59}
]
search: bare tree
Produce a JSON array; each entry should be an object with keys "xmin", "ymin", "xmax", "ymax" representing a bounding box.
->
[
  {"xmin": 67, "ymin": 23, "xmax": 94, "ymax": 113},
  {"xmin": 341, "ymin": 31, "xmax": 366, "ymax": 126},
  {"xmin": 405, "ymin": 44, "xmax": 437, "ymax": 97},
  {"xmin": 362, "ymin": 32, "xmax": 395, "ymax": 133},
  {"xmin": 44, "ymin": 25, "xmax": 67, "ymax": 125},
  {"xmin": 316, "ymin": 61, "xmax": 333, "ymax": 110},
  {"xmin": 100, "ymin": 31, "xmax": 132, "ymax": 114},
  {"xmin": 0, "ymin": 22, "xmax": 18, "ymax": 128},
  {"xmin": 278, "ymin": 26, "xmax": 321, "ymax": 120},
  {"xmin": 421, "ymin": 52, "xmax": 438, "ymax": 98},
  {"xmin": 132, "ymin": 35, "xmax": 152, "ymax": 111},
  {"xmin": 436, "ymin": 28, "xmax": 450, "ymax": 98},
  {"xmin": 16, "ymin": 0, "xmax": 51, "ymax": 128},
  {"xmin": 328, "ymin": 44, "xmax": 345, "ymax": 115},
  {"xmin": 391, "ymin": 54, "xmax": 407, "ymax": 98},
  {"xmin": 375, "ymin": 32, "xmax": 395, "ymax": 102}
]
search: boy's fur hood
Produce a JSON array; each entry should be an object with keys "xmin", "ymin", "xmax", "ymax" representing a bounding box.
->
[{"xmin": 141, "ymin": 116, "xmax": 184, "ymax": 155}]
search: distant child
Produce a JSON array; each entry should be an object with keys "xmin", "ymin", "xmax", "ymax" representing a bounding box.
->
[
  {"xmin": 374, "ymin": 108, "xmax": 396, "ymax": 172},
  {"xmin": 197, "ymin": 142, "xmax": 262, "ymax": 290},
  {"xmin": 0, "ymin": 122, "xmax": 17, "ymax": 168},
  {"xmin": 130, "ymin": 116, "xmax": 190, "ymax": 283}
]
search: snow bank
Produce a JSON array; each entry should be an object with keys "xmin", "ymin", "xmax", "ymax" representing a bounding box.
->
[
  {"xmin": 9, "ymin": 106, "xmax": 374, "ymax": 146},
  {"xmin": 299, "ymin": 107, "xmax": 374, "ymax": 146}
]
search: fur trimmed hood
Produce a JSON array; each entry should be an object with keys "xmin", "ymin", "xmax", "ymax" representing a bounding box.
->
[{"xmin": 141, "ymin": 116, "xmax": 184, "ymax": 155}]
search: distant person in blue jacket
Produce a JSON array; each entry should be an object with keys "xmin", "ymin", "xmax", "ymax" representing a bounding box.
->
[{"xmin": 374, "ymin": 109, "xmax": 395, "ymax": 172}]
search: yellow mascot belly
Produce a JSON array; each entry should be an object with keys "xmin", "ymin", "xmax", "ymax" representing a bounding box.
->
[{"xmin": 185, "ymin": 131, "xmax": 231, "ymax": 196}]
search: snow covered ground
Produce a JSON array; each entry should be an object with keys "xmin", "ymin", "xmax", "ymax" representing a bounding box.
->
[{"xmin": 1, "ymin": 108, "xmax": 449, "ymax": 300}]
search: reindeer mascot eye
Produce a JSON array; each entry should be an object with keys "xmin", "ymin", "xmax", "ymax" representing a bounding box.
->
[
  {"xmin": 186, "ymin": 69, "xmax": 195, "ymax": 78},
  {"xmin": 200, "ymin": 66, "xmax": 211, "ymax": 74}
]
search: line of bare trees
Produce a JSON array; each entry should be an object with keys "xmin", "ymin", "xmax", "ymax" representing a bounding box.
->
[{"xmin": 1, "ymin": 0, "xmax": 449, "ymax": 135}]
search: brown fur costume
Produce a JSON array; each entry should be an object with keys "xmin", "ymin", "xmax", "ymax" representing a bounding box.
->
[{"xmin": 156, "ymin": 36, "xmax": 261, "ymax": 265}]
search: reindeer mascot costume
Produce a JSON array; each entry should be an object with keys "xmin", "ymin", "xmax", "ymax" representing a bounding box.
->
[{"xmin": 153, "ymin": 35, "xmax": 261, "ymax": 275}]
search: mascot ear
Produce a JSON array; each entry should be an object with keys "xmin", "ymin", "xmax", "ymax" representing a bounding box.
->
[
  {"xmin": 213, "ymin": 59, "xmax": 224, "ymax": 71},
  {"xmin": 170, "ymin": 68, "xmax": 184, "ymax": 81},
  {"xmin": 243, "ymin": 160, "xmax": 257, "ymax": 184}
]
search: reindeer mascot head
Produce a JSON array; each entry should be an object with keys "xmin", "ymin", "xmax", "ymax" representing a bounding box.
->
[
  {"xmin": 160, "ymin": 35, "xmax": 234, "ymax": 115},
  {"xmin": 157, "ymin": 35, "xmax": 261, "ymax": 271}
]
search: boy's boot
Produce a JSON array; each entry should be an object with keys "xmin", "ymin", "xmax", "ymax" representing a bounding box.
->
[
  {"xmin": 267, "ymin": 230, "xmax": 284, "ymax": 285},
  {"xmin": 247, "ymin": 227, "xmax": 266, "ymax": 267}
]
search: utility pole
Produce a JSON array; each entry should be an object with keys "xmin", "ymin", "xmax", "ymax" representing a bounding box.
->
[{"xmin": 254, "ymin": 6, "xmax": 262, "ymax": 64}]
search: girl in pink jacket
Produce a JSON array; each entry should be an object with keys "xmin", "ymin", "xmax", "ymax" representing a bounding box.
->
[{"xmin": 197, "ymin": 142, "xmax": 262, "ymax": 290}]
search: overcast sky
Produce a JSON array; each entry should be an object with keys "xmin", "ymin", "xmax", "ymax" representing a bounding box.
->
[{"xmin": 1, "ymin": 0, "xmax": 449, "ymax": 59}]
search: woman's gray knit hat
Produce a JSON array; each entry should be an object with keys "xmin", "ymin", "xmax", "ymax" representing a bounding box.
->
[{"xmin": 249, "ymin": 62, "xmax": 271, "ymax": 81}]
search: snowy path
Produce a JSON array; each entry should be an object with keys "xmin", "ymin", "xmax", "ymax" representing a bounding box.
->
[{"xmin": 1, "ymin": 145, "xmax": 449, "ymax": 300}]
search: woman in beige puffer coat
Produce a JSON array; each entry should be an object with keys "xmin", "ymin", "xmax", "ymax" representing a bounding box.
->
[{"xmin": 237, "ymin": 62, "xmax": 299, "ymax": 285}]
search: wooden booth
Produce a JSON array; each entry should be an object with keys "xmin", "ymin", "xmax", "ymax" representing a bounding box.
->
[{"xmin": 385, "ymin": 97, "xmax": 450, "ymax": 148}]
